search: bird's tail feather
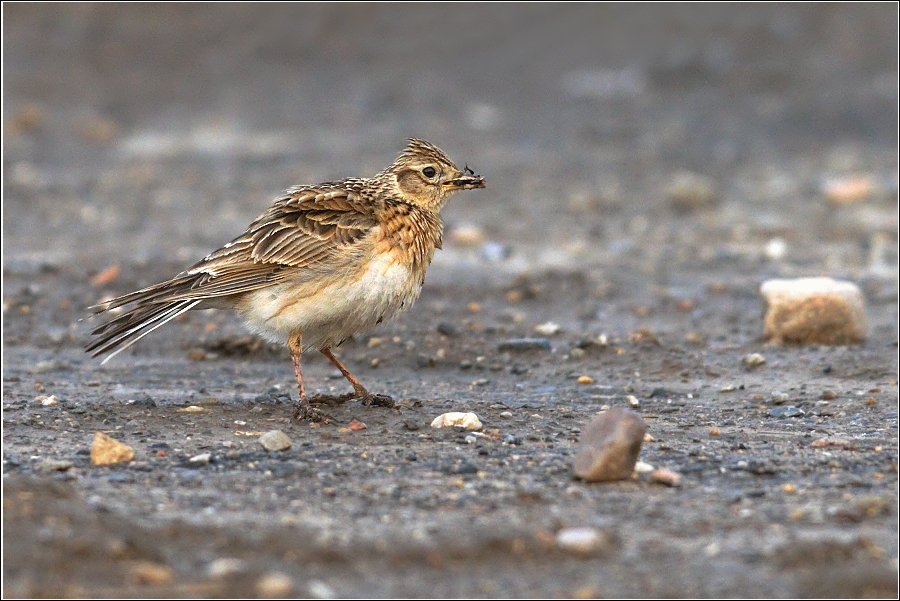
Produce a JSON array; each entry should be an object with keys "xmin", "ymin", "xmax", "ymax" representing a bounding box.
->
[
  {"xmin": 86, "ymin": 275, "xmax": 195, "ymax": 315},
  {"xmin": 86, "ymin": 299, "xmax": 201, "ymax": 363}
]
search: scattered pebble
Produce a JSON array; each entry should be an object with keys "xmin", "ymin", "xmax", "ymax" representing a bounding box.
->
[
  {"xmin": 450, "ymin": 224, "xmax": 486, "ymax": 246},
  {"xmin": 763, "ymin": 237, "xmax": 787, "ymax": 260},
  {"xmin": 126, "ymin": 560, "xmax": 173, "ymax": 585},
  {"xmin": 176, "ymin": 405, "xmax": 208, "ymax": 413},
  {"xmin": 822, "ymin": 175, "xmax": 876, "ymax": 203},
  {"xmin": 534, "ymin": 322, "xmax": 560, "ymax": 336},
  {"xmin": 742, "ymin": 353, "xmax": 766, "ymax": 368},
  {"xmin": 497, "ymin": 338, "xmax": 552, "ymax": 352},
  {"xmin": 625, "ymin": 395, "xmax": 640, "ymax": 408},
  {"xmin": 770, "ymin": 405, "xmax": 805, "ymax": 418},
  {"xmin": 206, "ymin": 557, "xmax": 246, "ymax": 579},
  {"xmin": 573, "ymin": 407, "xmax": 647, "ymax": 482},
  {"xmin": 643, "ymin": 433, "xmax": 654, "ymax": 442},
  {"xmin": 577, "ymin": 376, "xmax": 594, "ymax": 385},
  {"xmin": 34, "ymin": 395, "xmax": 59, "ymax": 406},
  {"xmin": 430, "ymin": 412, "xmax": 483, "ymax": 431},
  {"xmin": 555, "ymin": 527, "xmax": 612, "ymax": 556},
  {"xmin": 187, "ymin": 348, "xmax": 207, "ymax": 361},
  {"xmin": 709, "ymin": 427, "xmax": 721, "ymax": 436},
  {"xmin": 650, "ymin": 468, "xmax": 682, "ymax": 487},
  {"xmin": 91, "ymin": 432, "xmax": 134, "ymax": 466},
  {"xmin": 761, "ymin": 277, "xmax": 867, "ymax": 344},
  {"xmin": 256, "ymin": 571, "xmax": 294, "ymax": 597},
  {"xmin": 37, "ymin": 459, "xmax": 74, "ymax": 472},
  {"xmin": 189, "ymin": 453, "xmax": 212, "ymax": 464},
  {"xmin": 822, "ymin": 390, "xmax": 837, "ymax": 400},
  {"xmin": 810, "ymin": 437, "xmax": 857, "ymax": 450},
  {"xmin": 436, "ymin": 323, "xmax": 457, "ymax": 337},
  {"xmin": 568, "ymin": 348, "xmax": 586, "ymax": 360},
  {"xmin": 771, "ymin": 391, "xmax": 790, "ymax": 404},
  {"xmin": 29, "ymin": 359, "xmax": 70, "ymax": 374},
  {"xmin": 349, "ymin": 419, "xmax": 367, "ymax": 431},
  {"xmin": 633, "ymin": 460, "xmax": 654, "ymax": 473},
  {"xmin": 259, "ymin": 430, "xmax": 292, "ymax": 452},
  {"xmin": 307, "ymin": 579, "xmax": 336, "ymax": 599},
  {"xmin": 499, "ymin": 411, "xmax": 513, "ymax": 418},
  {"xmin": 666, "ymin": 171, "xmax": 718, "ymax": 212}
]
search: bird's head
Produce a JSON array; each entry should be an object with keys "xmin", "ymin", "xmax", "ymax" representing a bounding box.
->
[{"xmin": 379, "ymin": 138, "xmax": 485, "ymax": 211}]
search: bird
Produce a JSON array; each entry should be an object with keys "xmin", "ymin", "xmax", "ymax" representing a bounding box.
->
[{"xmin": 86, "ymin": 138, "xmax": 486, "ymax": 420}]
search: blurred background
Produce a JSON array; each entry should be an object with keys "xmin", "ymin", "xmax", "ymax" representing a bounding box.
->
[{"xmin": 4, "ymin": 4, "xmax": 898, "ymax": 289}]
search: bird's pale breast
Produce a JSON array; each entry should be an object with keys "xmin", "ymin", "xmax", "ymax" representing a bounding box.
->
[{"xmin": 237, "ymin": 247, "xmax": 424, "ymax": 351}]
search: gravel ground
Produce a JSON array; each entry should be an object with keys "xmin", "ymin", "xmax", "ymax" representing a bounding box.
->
[{"xmin": 3, "ymin": 4, "xmax": 898, "ymax": 598}]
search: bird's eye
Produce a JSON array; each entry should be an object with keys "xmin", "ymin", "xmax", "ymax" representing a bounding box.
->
[{"xmin": 422, "ymin": 167, "xmax": 437, "ymax": 179}]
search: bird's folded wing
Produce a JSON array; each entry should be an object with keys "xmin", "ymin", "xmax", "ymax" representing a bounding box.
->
[{"xmin": 96, "ymin": 188, "xmax": 379, "ymax": 309}]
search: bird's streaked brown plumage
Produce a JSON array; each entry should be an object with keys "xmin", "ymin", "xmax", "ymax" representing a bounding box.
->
[{"xmin": 86, "ymin": 138, "xmax": 485, "ymax": 420}]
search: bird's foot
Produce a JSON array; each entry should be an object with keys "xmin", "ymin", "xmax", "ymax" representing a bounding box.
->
[
  {"xmin": 359, "ymin": 393, "xmax": 395, "ymax": 408},
  {"xmin": 292, "ymin": 396, "xmax": 334, "ymax": 423}
]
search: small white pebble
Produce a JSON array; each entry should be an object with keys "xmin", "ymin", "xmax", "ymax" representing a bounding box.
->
[
  {"xmin": 625, "ymin": 395, "xmax": 640, "ymax": 408},
  {"xmin": 307, "ymin": 579, "xmax": 336, "ymax": 599},
  {"xmin": 450, "ymin": 224, "xmax": 486, "ymax": 247},
  {"xmin": 206, "ymin": 558, "xmax": 246, "ymax": 579},
  {"xmin": 763, "ymin": 238, "xmax": 787, "ymax": 260},
  {"xmin": 556, "ymin": 527, "xmax": 606, "ymax": 556},
  {"xmin": 188, "ymin": 453, "xmax": 211, "ymax": 464},
  {"xmin": 499, "ymin": 411, "xmax": 513, "ymax": 418},
  {"xmin": 634, "ymin": 460, "xmax": 655, "ymax": 473},
  {"xmin": 256, "ymin": 571, "xmax": 293, "ymax": 598},
  {"xmin": 771, "ymin": 391, "xmax": 790, "ymax": 404},
  {"xmin": 430, "ymin": 412, "xmax": 483, "ymax": 431},
  {"xmin": 742, "ymin": 353, "xmax": 766, "ymax": 367},
  {"xmin": 534, "ymin": 321, "xmax": 560, "ymax": 336}
]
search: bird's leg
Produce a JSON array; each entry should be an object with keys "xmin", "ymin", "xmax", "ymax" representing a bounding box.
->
[
  {"xmin": 320, "ymin": 347, "xmax": 368, "ymax": 396},
  {"xmin": 288, "ymin": 333, "xmax": 332, "ymax": 422},
  {"xmin": 321, "ymin": 347, "xmax": 395, "ymax": 408}
]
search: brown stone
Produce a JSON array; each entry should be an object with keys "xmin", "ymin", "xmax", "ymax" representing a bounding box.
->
[
  {"xmin": 761, "ymin": 277, "xmax": 867, "ymax": 344},
  {"xmin": 573, "ymin": 407, "xmax": 647, "ymax": 482},
  {"xmin": 650, "ymin": 468, "xmax": 682, "ymax": 487},
  {"xmin": 90, "ymin": 432, "xmax": 134, "ymax": 466}
]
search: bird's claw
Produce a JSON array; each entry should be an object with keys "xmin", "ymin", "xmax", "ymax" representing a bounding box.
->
[
  {"xmin": 359, "ymin": 393, "xmax": 395, "ymax": 408},
  {"xmin": 292, "ymin": 398, "xmax": 334, "ymax": 423}
]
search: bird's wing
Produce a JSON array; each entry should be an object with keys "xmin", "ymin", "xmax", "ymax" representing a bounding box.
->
[{"xmin": 96, "ymin": 186, "xmax": 379, "ymax": 309}]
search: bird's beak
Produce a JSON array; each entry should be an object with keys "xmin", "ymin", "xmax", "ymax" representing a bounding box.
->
[{"xmin": 443, "ymin": 173, "xmax": 486, "ymax": 190}]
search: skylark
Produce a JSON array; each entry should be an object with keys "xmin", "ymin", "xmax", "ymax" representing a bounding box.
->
[{"xmin": 86, "ymin": 139, "xmax": 486, "ymax": 420}]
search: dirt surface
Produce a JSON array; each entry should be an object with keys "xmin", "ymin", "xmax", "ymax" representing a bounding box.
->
[{"xmin": 3, "ymin": 4, "xmax": 899, "ymax": 598}]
